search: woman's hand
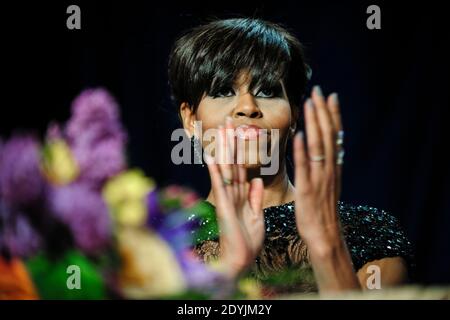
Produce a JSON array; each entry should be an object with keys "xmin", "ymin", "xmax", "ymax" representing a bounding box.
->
[
  {"xmin": 204, "ymin": 117, "xmax": 265, "ymax": 278},
  {"xmin": 293, "ymin": 86, "xmax": 360, "ymax": 292},
  {"xmin": 293, "ymin": 86, "xmax": 343, "ymax": 248}
]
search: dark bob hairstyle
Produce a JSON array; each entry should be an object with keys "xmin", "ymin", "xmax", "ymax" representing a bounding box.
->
[{"xmin": 168, "ymin": 18, "xmax": 311, "ymax": 113}]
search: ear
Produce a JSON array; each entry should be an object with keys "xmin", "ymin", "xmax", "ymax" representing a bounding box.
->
[{"xmin": 179, "ymin": 102, "xmax": 197, "ymax": 138}]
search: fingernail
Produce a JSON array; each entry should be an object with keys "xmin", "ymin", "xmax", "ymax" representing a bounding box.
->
[
  {"xmin": 313, "ymin": 85, "xmax": 323, "ymax": 97},
  {"xmin": 306, "ymin": 98, "xmax": 314, "ymax": 109},
  {"xmin": 296, "ymin": 131, "xmax": 304, "ymax": 140},
  {"xmin": 330, "ymin": 93, "xmax": 339, "ymax": 104}
]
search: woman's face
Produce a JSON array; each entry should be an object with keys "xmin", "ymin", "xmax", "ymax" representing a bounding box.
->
[{"xmin": 184, "ymin": 72, "xmax": 296, "ymax": 171}]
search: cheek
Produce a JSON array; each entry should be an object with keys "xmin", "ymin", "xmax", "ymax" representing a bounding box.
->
[
  {"xmin": 196, "ymin": 100, "xmax": 227, "ymax": 132},
  {"xmin": 260, "ymin": 104, "xmax": 294, "ymax": 155},
  {"xmin": 263, "ymin": 102, "xmax": 293, "ymax": 137},
  {"xmin": 195, "ymin": 101, "xmax": 225, "ymax": 151}
]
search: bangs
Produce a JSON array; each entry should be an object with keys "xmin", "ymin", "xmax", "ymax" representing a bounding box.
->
[
  {"xmin": 169, "ymin": 18, "xmax": 310, "ymax": 111},
  {"xmin": 202, "ymin": 19, "xmax": 290, "ymax": 97},
  {"xmin": 196, "ymin": 19, "xmax": 291, "ymax": 101}
]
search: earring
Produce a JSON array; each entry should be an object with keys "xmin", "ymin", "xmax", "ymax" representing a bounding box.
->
[
  {"xmin": 290, "ymin": 127, "xmax": 296, "ymax": 137},
  {"xmin": 191, "ymin": 135, "xmax": 204, "ymax": 167}
]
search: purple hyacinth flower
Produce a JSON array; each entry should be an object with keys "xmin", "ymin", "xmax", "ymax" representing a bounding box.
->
[
  {"xmin": 0, "ymin": 200, "xmax": 42, "ymax": 258},
  {"xmin": 64, "ymin": 88, "xmax": 127, "ymax": 188},
  {"xmin": 147, "ymin": 190, "xmax": 164, "ymax": 229},
  {"xmin": 0, "ymin": 135, "xmax": 46, "ymax": 208},
  {"xmin": 65, "ymin": 88, "xmax": 126, "ymax": 145},
  {"xmin": 72, "ymin": 138, "xmax": 126, "ymax": 188},
  {"xmin": 68, "ymin": 88, "xmax": 121, "ymax": 129},
  {"xmin": 48, "ymin": 183, "xmax": 112, "ymax": 255},
  {"xmin": 144, "ymin": 191, "xmax": 226, "ymax": 291},
  {"xmin": 175, "ymin": 249, "xmax": 226, "ymax": 290},
  {"xmin": 147, "ymin": 190, "xmax": 197, "ymax": 252}
]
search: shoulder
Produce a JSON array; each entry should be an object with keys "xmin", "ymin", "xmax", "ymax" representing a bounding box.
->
[{"xmin": 337, "ymin": 201, "xmax": 414, "ymax": 274}]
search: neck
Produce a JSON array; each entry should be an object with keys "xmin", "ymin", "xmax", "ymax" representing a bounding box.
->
[{"xmin": 206, "ymin": 161, "xmax": 295, "ymax": 209}]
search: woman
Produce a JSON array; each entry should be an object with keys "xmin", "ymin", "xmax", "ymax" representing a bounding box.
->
[{"xmin": 168, "ymin": 18, "xmax": 413, "ymax": 294}]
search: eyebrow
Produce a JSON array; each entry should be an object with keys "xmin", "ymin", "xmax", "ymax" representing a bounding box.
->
[{"xmin": 206, "ymin": 70, "xmax": 286, "ymax": 95}]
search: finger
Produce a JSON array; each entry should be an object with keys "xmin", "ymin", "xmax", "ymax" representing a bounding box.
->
[
  {"xmin": 327, "ymin": 93, "xmax": 343, "ymax": 166},
  {"xmin": 238, "ymin": 164, "xmax": 247, "ymax": 207},
  {"xmin": 312, "ymin": 85, "xmax": 336, "ymax": 171},
  {"xmin": 304, "ymin": 98, "xmax": 325, "ymax": 177},
  {"xmin": 205, "ymin": 152, "xmax": 241, "ymax": 243},
  {"xmin": 327, "ymin": 93, "xmax": 342, "ymax": 133},
  {"xmin": 248, "ymin": 177, "xmax": 264, "ymax": 216},
  {"xmin": 328, "ymin": 93, "xmax": 343, "ymax": 199},
  {"xmin": 232, "ymin": 154, "xmax": 239, "ymax": 204},
  {"xmin": 204, "ymin": 153, "xmax": 228, "ymax": 216},
  {"xmin": 293, "ymin": 131, "xmax": 310, "ymax": 190},
  {"xmin": 225, "ymin": 117, "xmax": 240, "ymax": 203},
  {"xmin": 217, "ymin": 125, "xmax": 234, "ymax": 200}
]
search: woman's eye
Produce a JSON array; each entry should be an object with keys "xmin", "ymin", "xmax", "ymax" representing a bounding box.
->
[
  {"xmin": 255, "ymin": 87, "xmax": 281, "ymax": 98},
  {"xmin": 212, "ymin": 88, "xmax": 235, "ymax": 98}
]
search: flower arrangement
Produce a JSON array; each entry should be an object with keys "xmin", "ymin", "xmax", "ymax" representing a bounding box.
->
[{"xmin": 0, "ymin": 88, "xmax": 235, "ymax": 300}]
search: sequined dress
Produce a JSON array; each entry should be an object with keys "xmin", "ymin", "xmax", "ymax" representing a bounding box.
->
[{"xmin": 192, "ymin": 200, "xmax": 414, "ymax": 294}]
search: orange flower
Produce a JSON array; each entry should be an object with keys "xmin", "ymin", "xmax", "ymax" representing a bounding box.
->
[{"xmin": 0, "ymin": 257, "xmax": 39, "ymax": 300}]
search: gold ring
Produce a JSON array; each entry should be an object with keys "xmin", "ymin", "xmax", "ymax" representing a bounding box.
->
[{"xmin": 309, "ymin": 154, "xmax": 326, "ymax": 162}]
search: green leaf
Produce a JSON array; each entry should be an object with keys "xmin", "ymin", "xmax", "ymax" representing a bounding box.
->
[{"xmin": 26, "ymin": 250, "xmax": 107, "ymax": 300}]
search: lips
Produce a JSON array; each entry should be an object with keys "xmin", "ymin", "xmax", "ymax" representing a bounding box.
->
[{"xmin": 235, "ymin": 124, "xmax": 266, "ymax": 140}]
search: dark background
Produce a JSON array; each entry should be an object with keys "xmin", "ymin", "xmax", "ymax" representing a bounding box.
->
[{"xmin": 1, "ymin": 1, "xmax": 449, "ymax": 284}]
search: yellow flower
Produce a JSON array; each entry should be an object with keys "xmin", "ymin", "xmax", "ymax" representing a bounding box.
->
[
  {"xmin": 238, "ymin": 278, "xmax": 263, "ymax": 300},
  {"xmin": 41, "ymin": 139, "xmax": 79, "ymax": 185},
  {"xmin": 102, "ymin": 169, "xmax": 155, "ymax": 227},
  {"xmin": 117, "ymin": 227, "xmax": 186, "ymax": 298}
]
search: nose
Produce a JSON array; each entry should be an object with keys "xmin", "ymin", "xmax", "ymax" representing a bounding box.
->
[{"xmin": 231, "ymin": 93, "xmax": 262, "ymax": 119}]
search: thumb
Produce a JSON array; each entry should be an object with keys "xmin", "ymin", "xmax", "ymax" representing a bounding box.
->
[{"xmin": 248, "ymin": 178, "xmax": 264, "ymax": 215}]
